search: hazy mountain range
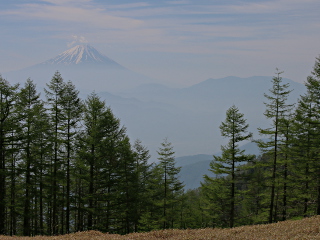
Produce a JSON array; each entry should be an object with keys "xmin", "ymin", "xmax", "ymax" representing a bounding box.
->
[
  {"xmin": 3, "ymin": 44, "xmax": 155, "ymax": 93},
  {"xmin": 176, "ymin": 141, "xmax": 262, "ymax": 189},
  {"xmin": 2, "ymin": 44, "xmax": 308, "ymax": 189}
]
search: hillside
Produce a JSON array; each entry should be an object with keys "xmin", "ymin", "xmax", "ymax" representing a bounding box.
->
[
  {"xmin": 1, "ymin": 216, "xmax": 320, "ymax": 239},
  {"xmin": 176, "ymin": 141, "xmax": 261, "ymax": 189}
]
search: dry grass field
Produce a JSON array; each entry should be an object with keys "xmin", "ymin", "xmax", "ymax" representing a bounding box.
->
[{"xmin": 1, "ymin": 216, "xmax": 320, "ymax": 240}]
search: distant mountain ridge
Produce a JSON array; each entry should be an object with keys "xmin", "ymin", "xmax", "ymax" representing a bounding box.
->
[
  {"xmin": 95, "ymin": 76, "xmax": 306, "ymax": 160},
  {"xmin": 3, "ymin": 44, "xmax": 154, "ymax": 93},
  {"xmin": 1, "ymin": 47, "xmax": 308, "ymax": 182},
  {"xmin": 176, "ymin": 141, "xmax": 262, "ymax": 190}
]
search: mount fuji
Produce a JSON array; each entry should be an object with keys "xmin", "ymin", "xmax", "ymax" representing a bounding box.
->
[
  {"xmin": 42, "ymin": 44, "xmax": 123, "ymax": 67},
  {"xmin": 3, "ymin": 44, "xmax": 153, "ymax": 93}
]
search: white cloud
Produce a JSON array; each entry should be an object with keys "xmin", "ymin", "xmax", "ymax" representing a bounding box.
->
[
  {"xmin": 41, "ymin": 0, "xmax": 92, "ymax": 4},
  {"xmin": 166, "ymin": 1, "xmax": 190, "ymax": 5},
  {"xmin": 1, "ymin": 0, "xmax": 319, "ymax": 86},
  {"xmin": 3, "ymin": 2, "xmax": 144, "ymax": 30},
  {"xmin": 226, "ymin": 0, "xmax": 320, "ymax": 14},
  {"xmin": 1, "ymin": 0, "xmax": 320, "ymax": 63},
  {"xmin": 106, "ymin": 3, "xmax": 150, "ymax": 9},
  {"xmin": 67, "ymin": 35, "xmax": 88, "ymax": 47}
]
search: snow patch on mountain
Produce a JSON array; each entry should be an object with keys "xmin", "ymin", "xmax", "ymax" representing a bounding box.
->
[{"xmin": 42, "ymin": 44, "xmax": 122, "ymax": 67}]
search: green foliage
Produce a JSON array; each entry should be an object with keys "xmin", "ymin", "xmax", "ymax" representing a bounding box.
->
[
  {"xmin": 4, "ymin": 55, "xmax": 320, "ymax": 235},
  {"xmin": 0, "ymin": 76, "xmax": 19, "ymax": 235},
  {"xmin": 16, "ymin": 79, "xmax": 47, "ymax": 236},
  {"xmin": 290, "ymin": 56, "xmax": 320, "ymax": 217},
  {"xmin": 202, "ymin": 105, "xmax": 254, "ymax": 228},
  {"xmin": 144, "ymin": 138, "xmax": 184, "ymax": 230},
  {"xmin": 256, "ymin": 70, "xmax": 294, "ymax": 223}
]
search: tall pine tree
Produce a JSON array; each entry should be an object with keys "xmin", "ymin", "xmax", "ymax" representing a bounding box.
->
[
  {"xmin": 44, "ymin": 71, "xmax": 67, "ymax": 235},
  {"xmin": 257, "ymin": 70, "xmax": 293, "ymax": 223},
  {"xmin": 203, "ymin": 105, "xmax": 254, "ymax": 228},
  {"xmin": 0, "ymin": 76, "xmax": 18, "ymax": 235},
  {"xmin": 16, "ymin": 79, "xmax": 45, "ymax": 236},
  {"xmin": 293, "ymin": 56, "xmax": 320, "ymax": 216},
  {"xmin": 61, "ymin": 80, "xmax": 82, "ymax": 233},
  {"xmin": 156, "ymin": 138, "xmax": 183, "ymax": 229}
]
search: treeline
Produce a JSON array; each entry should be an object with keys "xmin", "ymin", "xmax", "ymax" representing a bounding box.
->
[
  {"xmin": 196, "ymin": 56, "xmax": 320, "ymax": 228},
  {"xmin": 2, "ymin": 56, "xmax": 320, "ymax": 236},
  {"xmin": 0, "ymin": 72, "xmax": 183, "ymax": 236}
]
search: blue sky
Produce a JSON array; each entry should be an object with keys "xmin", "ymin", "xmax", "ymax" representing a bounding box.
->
[{"xmin": 1, "ymin": 0, "xmax": 320, "ymax": 86}]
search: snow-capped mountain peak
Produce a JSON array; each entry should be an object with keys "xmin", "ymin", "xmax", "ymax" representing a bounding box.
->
[{"xmin": 42, "ymin": 44, "xmax": 122, "ymax": 67}]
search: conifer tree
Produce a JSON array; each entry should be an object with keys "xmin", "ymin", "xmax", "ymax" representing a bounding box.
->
[
  {"xmin": 292, "ymin": 98, "xmax": 313, "ymax": 216},
  {"xmin": 239, "ymin": 155, "xmax": 268, "ymax": 225},
  {"xmin": 179, "ymin": 189, "xmax": 208, "ymax": 229},
  {"xmin": 257, "ymin": 70, "xmax": 293, "ymax": 223},
  {"xmin": 33, "ymin": 107, "xmax": 51, "ymax": 236},
  {"xmin": 44, "ymin": 71, "xmax": 67, "ymax": 235},
  {"xmin": 7, "ymin": 130, "xmax": 20, "ymax": 236},
  {"xmin": 0, "ymin": 76, "xmax": 19, "ymax": 235},
  {"xmin": 138, "ymin": 163, "xmax": 162, "ymax": 231},
  {"xmin": 61, "ymin": 80, "xmax": 82, "ymax": 233},
  {"xmin": 76, "ymin": 92, "xmax": 106, "ymax": 230},
  {"xmin": 293, "ymin": 56, "xmax": 320, "ymax": 216},
  {"xmin": 16, "ymin": 79, "xmax": 46, "ymax": 235},
  {"xmin": 112, "ymin": 136, "xmax": 138, "ymax": 234},
  {"xmin": 156, "ymin": 138, "xmax": 183, "ymax": 229},
  {"xmin": 203, "ymin": 105, "xmax": 254, "ymax": 227},
  {"xmin": 77, "ymin": 92, "xmax": 137, "ymax": 233},
  {"xmin": 132, "ymin": 139, "xmax": 152, "ymax": 232},
  {"xmin": 277, "ymin": 111, "xmax": 294, "ymax": 221}
]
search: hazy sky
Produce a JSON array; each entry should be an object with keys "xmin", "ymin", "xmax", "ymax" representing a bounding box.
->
[{"xmin": 1, "ymin": 0, "xmax": 320, "ymax": 87}]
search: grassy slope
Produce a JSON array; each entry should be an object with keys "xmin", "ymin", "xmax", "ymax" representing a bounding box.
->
[{"xmin": 1, "ymin": 216, "xmax": 320, "ymax": 239}]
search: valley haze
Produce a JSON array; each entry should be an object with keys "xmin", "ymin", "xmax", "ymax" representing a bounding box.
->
[
  {"xmin": 3, "ymin": 44, "xmax": 306, "ymax": 163},
  {"xmin": 1, "ymin": 0, "xmax": 318, "ymax": 160}
]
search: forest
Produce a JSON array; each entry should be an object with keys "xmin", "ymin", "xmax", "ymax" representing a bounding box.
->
[{"xmin": 0, "ymin": 56, "xmax": 320, "ymax": 236}]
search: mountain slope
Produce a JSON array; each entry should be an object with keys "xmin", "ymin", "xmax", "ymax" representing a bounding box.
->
[
  {"xmin": 3, "ymin": 45, "xmax": 154, "ymax": 93},
  {"xmin": 42, "ymin": 44, "xmax": 123, "ymax": 67}
]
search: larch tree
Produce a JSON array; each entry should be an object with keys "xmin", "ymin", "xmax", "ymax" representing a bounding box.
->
[
  {"xmin": 76, "ymin": 92, "xmax": 106, "ymax": 230},
  {"xmin": 257, "ymin": 70, "xmax": 293, "ymax": 223},
  {"xmin": 132, "ymin": 139, "xmax": 152, "ymax": 232},
  {"xmin": 16, "ymin": 79, "xmax": 45, "ymax": 236},
  {"xmin": 44, "ymin": 71, "xmax": 67, "ymax": 235},
  {"xmin": 0, "ymin": 76, "xmax": 19, "ymax": 235},
  {"xmin": 203, "ymin": 105, "xmax": 254, "ymax": 228},
  {"xmin": 156, "ymin": 138, "xmax": 184, "ymax": 229},
  {"xmin": 61, "ymin": 80, "xmax": 83, "ymax": 234},
  {"xmin": 293, "ymin": 56, "xmax": 320, "ymax": 216},
  {"xmin": 76, "ymin": 92, "xmax": 139, "ymax": 233}
]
